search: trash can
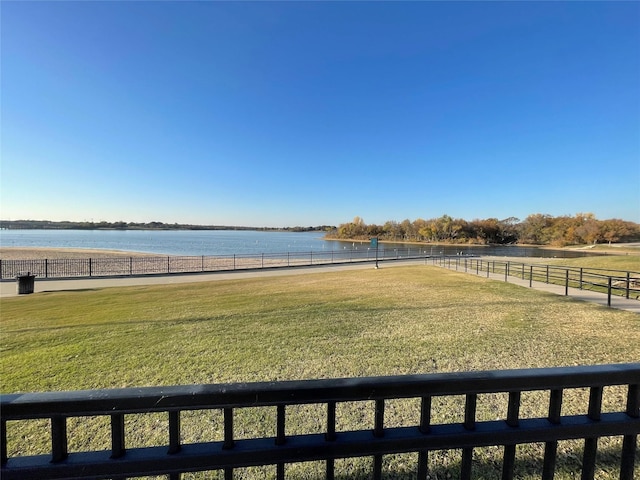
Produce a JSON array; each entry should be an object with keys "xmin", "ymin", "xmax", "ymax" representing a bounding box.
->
[{"xmin": 16, "ymin": 272, "xmax": 36, "ymax": 295}]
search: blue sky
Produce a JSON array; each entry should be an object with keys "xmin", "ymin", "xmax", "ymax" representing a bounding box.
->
[{"xmin": 2, "ymin": 1, "xmax": 639, "ymax": 227}]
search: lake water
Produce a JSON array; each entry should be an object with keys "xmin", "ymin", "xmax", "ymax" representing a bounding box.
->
[{"xmin": 0, "ymin": 229, "xmax": 595, "ymax": 258}]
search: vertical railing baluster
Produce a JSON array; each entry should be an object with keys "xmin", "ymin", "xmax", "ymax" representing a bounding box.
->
[
  {"xmin": 502, "ymin": 445, "xmax": 516, "ymax": 480},
  {"xmin": 549, "ymin": 389, "xmax": 563, "ymax": 424},
  {"xmin": 326, "ymin": 457, "xmax": 335, "ymax": 480},
  {"xmin": 373, "ymin": 454, "xmax": 383, "ymax": 480},
  {"xmin": 507, "ymin": 391, "xmax": 521, "ymax": 427},
  {"xmin": 374, "ymin": 399, "xmax": 385, "ymax": 438},
  {"xmin": 542, "ymin": 441, "xmax": 558, "ymax": 480},
  {"xmin": 276, "ymin": 405, "xmax": 286, "ymax": 445},
  {"xmin": 417, "ymin": 395, "xmax": 431, "ymax": 480},
  {"xmin": 588, "ymin": 386, "xmax": 603, "ymax": 421},
  {"xmin": 461, "ymin": 447, "xmax": 473, "ymax": 480},
  {"xmin": 417, "ymin": 450, "xmax": 429, "ymax": 480},
  {"xmin": 111, "ymin": 413, "xmax": 125, "ymax": 458},
  {"xmin": 168, "ymin": 411, "xmax": 181, "ymax": 454},
  {"xmin": 223, "ymin": 468, "xmax": 233, "ymax": 480},
  {"xmin": 582, "ymin": 437, "xmax": 598, "ymax": 480},
  {"xmin": 607, "ymin": 277, "xmax": 612, "ymax": 307},
  {"xmin": 419, "ymin": 396, "xmax": 431, "ymax": 434},
  {"xmin": 582, "ymin": 387, "xmax": 602, "ymax": 480},
  {"xmin": 51, "ymin": 416, "xmax": 68, "ymax": 463},
  {"xmin": 326, "ymin": 401, "xmax": 336, "ymax": 441},
  {"xmin": 543, "ymin": 389, "xmax": 563, "ymax": 480},
  {"xmin": 460, "ymin": 393, "xmax": 477, "ymax": 480},
  {"xmin": 621, "ymin": 384, "xmax": 639, "ymax": 479},
  {"xmin": 1, "ymin": 419, "xmax": 7, "ymax": 465},
  {"xmin": 529, "ymin": 265, "xmax": 533, "ymax": 287},
  {"xmin": 464, "ymin": 394, "xmax": 477, "ymax": 430},
  {"xmin": 583, "ymin": 385, "xmax": 603, "ymax": 478},
  {"xmin": 274, "ymin": 405, "xmax": 286, "ymax": 479},
  {"xmin": 502, "ymin": 391, "xmax": 521, "ymax": 480},
  {"xmin": 223, "ymin": 408, "xmax": 234, "ymax": 450}
]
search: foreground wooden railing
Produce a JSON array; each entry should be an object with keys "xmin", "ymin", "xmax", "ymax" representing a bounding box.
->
[{"xmin": 1, "ymin": 364, "xmax": 639, "ymax": 479}]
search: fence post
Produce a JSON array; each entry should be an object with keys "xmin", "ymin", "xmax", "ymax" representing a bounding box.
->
[
  {"xmin": 233, "ymin": 254, "xmax": 236, "ymax": 270},
  {"xmin": 130, "ymin": 257, "xmax": 133, "ymax": 276},
  {"xmin": 608, "ymin": 277, "xmax": 612, "ymax": 307},
  {"xmin": 486, "ymin": 261, "xmax": 489, "ymax": 278},
  {"xmin": 580, "ymin": 268, "xmax": 583, "ymax": 290},
  {"xmin": 626, "ymin": 272, "xmax": 630, "ymax": 300},
  {"xmin": 45, "ymin": 259, "xmax": 48, "ymax": 278},
  {"xmin": 201, "ymin": 256, "xmax": 204, "ymax": 272},
  {"xmin": 89, "ymin": 258, "xmax": 92, "ymax": 277},
  {"xmin": 505, "ymin": 262, "xmax": 509, "ymax": 282},
  {"xmin": 521, "ymin": 263, "xmax": 525, "ymax": 279},
  {"xmin": 529, "ymin": 265, "xmax": 533, "ymax": 288},
  {"xmin": 167, "ymin": 257, "xmax": 170, "ymax": 274},
  {"xmin": 262, "ymin": 253, "xmax": 264, "ymax": 269},
  {"xmin": 565, "ymin": 270, "xmax": 569, "ymax": 296},
  {"xmin": 546, "ymin": 265, "xmax": 549, "ymax": 283}
]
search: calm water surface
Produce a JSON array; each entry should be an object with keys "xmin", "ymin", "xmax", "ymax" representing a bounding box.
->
[{"xmin": 0, "ymin": 229, "xmax": 593, "ymax": 258}]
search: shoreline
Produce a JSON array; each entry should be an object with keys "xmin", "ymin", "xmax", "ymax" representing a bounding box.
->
[{"xmin": 0, "ymin": 247, "xmax": 165, "ymax": 260}]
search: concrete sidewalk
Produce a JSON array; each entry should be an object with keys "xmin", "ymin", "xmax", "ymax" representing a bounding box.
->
[
  {"xmin": 0, "ymin": 259, "xmax": 425, "ymax": 298},
  {"xmin": 2, "ymin": 258, "xmax": 639, "ymax": 314}
]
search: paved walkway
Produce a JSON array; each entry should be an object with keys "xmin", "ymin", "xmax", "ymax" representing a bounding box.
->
[
  {"xmin": 2, "ymin": 258, "xmax": 639, "ymax": 314},
  {"xmin": 0, "ymin": 260, "xmax": 423, "ymax": 298}
]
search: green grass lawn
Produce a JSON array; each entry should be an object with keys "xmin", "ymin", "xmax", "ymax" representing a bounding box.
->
[
  {"xmin": 1, "ymin": 265, "xmax": 639, "ymax": 479},
  {"xmin": 536, "ymin": 253, "xmax": 640, "ymax": 272}
]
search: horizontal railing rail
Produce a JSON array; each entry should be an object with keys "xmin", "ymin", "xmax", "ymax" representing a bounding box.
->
[
  {"xmin": 0, "ymin": 247, "xmax": 432, "ymax": 280},
  {"xmin": 432, "ymin": 256, "xmax": 640, "ymax": 304},
  {"xmin": 2, "ymin": 363, "xmax": 639, "ymax": 479}
]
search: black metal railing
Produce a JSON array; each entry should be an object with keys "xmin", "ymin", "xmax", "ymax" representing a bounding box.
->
[
  {"xmin": 2, "ymin": 363, "xmax": 638, "ymax": 479},
  {"xmin": 432, "ymin": 256, "xmax": 640, "ymax": 303},
  {"xmin": 0, "ymin": 247, "xmax": 430, "ymax": 280}
]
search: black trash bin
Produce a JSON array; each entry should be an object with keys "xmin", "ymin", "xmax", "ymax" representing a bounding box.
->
[{"xmin": 17, "ymin": 272, "xmax": 36, "ymax": 295}]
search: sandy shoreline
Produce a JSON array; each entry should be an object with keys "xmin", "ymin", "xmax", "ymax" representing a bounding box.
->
[{"xmin": 0, "ymin": 247, "xmax": 164, "ymax": 260}]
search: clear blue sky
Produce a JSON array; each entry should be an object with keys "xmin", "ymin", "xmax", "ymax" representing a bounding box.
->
[{"xmin": 2, "ymin": 1, "xmax": 639, "ymax": 227}]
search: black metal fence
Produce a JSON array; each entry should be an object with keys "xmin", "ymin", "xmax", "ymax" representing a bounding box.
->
[
  {"xmin": 2, "ymin": 363, "xmax": 639, "ymax": 480},
  {"xmin": 431, "ymin": 256, "xmax": 640, "ymax": 303},
  {"xmin": 0, "ymin": 247, "xmax": 428, "ymax": 280}
]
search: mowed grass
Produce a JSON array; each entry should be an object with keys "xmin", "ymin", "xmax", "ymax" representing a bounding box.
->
[
  {"xmin": 1, "ymin": 265, "xmax": 639, "ymax": 479},
  {"xmin": 535, "ymin": 253, "xmax": 640, "ymax": 273}
]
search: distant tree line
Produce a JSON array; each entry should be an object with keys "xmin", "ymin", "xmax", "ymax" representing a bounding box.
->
[
  {"xmin": 0, "ymin": 220, "xmax": 335, "ymax": 233},
  {"xmin": 327, "ymin": 214, "xmax": 640, "ymax": 246}
]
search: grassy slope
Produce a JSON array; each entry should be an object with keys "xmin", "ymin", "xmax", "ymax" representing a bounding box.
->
[{"xmin": 1, "ymin": 265, "xmax": 639, "ymax": 478}]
